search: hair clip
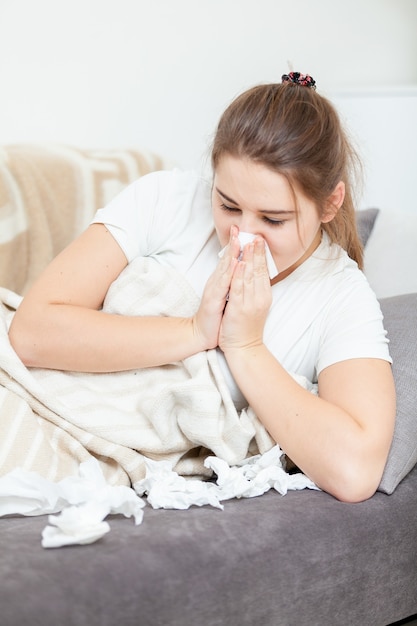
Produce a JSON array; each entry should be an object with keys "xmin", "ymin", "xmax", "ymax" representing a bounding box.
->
[{"xmin": 281, "ymin": 72, "xmax": 316, "ymax": 90}]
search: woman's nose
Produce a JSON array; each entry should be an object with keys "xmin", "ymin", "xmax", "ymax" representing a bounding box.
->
[{"xmin": 237, "ymin": 219, "xmax": 257, "ymax": 234}]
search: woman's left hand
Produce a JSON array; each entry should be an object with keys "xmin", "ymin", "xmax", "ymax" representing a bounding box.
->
[{"xmin": 219, "ymin": 237, "xmax": 272, "ymax": 353}]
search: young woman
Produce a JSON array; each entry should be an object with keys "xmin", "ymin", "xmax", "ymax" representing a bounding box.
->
[{"xmin": 9, "ymin": 72, "xmax": 396, "ymax": 503}]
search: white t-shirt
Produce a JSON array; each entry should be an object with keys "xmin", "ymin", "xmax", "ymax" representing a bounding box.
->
[{"xmin": 92, "ymin": 169, "xmax": 391, "ymax": 409}]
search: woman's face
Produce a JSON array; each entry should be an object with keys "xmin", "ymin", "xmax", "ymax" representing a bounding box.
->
[{"xmin": 212, "ymin": 155, "xmax": 325, "ymax": 281}]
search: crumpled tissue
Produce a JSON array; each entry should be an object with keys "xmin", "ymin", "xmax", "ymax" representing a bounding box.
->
[
  {"xmin": 0, "ymin": 457, "xmax": 145, "ymax": 548},
  {"xmin": 134, "ymin": 458, "xmax": 224, "ymax": 510},
  {"xmin": 206, "ymin": 445, "xmax": 318, "ymax": 499},
  {"xmin": 0, "ymin": 448, "xmax": 318, "ymax": 548},
  {"xmin": 41, "ymin": 501, "xmax": 111, "ymax": 548},
  {"xmin": 134, "ymin": 445, "xmax": 318, "ymax": 510}
]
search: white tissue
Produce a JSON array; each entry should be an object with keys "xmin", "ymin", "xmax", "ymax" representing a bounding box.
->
[
  {"xmin": 0, "ymin": 457, "xmax": 146, "ymax": 548},
  {"xmin": 0, "ymin": 449, "xmax": 318, "ymax": 548},
  {"xmin": 205, "ymin": 446, "xmax": 318, "ymax": 498},
  {"xmin": 41, "ymin": 502, "xmax": 111, "ymax": 548},
  {"xmin": 134, "ymin": 446, "xmax": 318, "ymax": 510},
  {"xmin": 134, "ymin": 458, "xmax": 224, "ymax": 510},
  {"xmin": 218, "ymin": 231, "xmax": 279, "ymax": 279}
]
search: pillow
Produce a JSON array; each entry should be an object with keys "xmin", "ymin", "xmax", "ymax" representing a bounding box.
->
[
  {"xmin": 362, "ymin": 209, "xmax": 417, "ymax": 299},
  {"xmin": 356, "ymin": 208, "xmax": 380, "ymax": 246},
  {"xmin": 378, "ymin": 292, "xmax": 417, "ymax": 494}
]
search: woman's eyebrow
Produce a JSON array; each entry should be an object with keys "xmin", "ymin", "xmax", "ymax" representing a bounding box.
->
[
  {"xmin": 215, "ymin": 187, "xmax": 294, "ymax": 215},
  {"xmin": 216, "ymin": 188, "xmax": 239, "ymax": 205}
]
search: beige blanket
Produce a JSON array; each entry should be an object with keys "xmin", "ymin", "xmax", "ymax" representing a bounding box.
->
[
  {"xmin": 0, "ymin": 144, "xmax": 165, "ymax": 295},
  {"xmin": 0, "ymin": 258, "xmax": 279, "ymax": 487}
]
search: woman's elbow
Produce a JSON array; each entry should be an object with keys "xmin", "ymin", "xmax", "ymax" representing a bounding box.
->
[
  {"xmin": 327, "ymin": 462, "xmax": 385, "ymax": 503},
  {"xmin": 332, "ymin": 480, "xmax": 378, "ymax": 504},
  {"xmin": 8, "ymin": 316, "xmax": 40, "ymax": 367}
]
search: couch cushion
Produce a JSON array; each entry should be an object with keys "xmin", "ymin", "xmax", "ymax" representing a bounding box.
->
[
  {"xmin": 1, "ymin": 466, "xmax": 417, "ymax": 626},
  {"xmin": 378, "ymin": 292, "xmax": 417, "ymax": 494}
]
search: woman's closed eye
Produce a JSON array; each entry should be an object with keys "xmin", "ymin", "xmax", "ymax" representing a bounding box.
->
[
  {"xmin": 220, "ymin": 203, "xmax": 286, "ymax": 227},
  {"xmin": 220, "ymin": 202, "xmax": 240, "ymax": 214},
  {"xmin": 262, "ymin": 216, "xmax": 286, "ymax": 226}
]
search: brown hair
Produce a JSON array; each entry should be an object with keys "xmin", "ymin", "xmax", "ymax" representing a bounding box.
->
[{"xmin": 211, "ymin": 82, "xmax": 364, "ymax": 268}]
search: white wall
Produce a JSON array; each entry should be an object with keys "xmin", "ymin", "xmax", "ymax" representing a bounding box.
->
[
  {"xmin": 1, "ymin": 0, "xmax": 416, "ymax": 202},
  {"xmin": 331, "ymin": 87, "xmax": 417, "ymax": 213}
]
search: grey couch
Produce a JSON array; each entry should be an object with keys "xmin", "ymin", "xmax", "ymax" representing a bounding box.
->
[{"xmin": 0, "ymin": 146, "xmax": 416, "ymax": 626}]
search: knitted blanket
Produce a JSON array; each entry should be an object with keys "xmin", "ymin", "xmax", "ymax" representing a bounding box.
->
[{"xmin": 0, "ymin": 257, "xmax": 286, "ymax": 487}]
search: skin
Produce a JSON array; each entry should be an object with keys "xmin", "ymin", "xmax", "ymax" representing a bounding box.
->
[{"xmin": 8, "ymin": 155, "xmax": 396, "ymax": 503}]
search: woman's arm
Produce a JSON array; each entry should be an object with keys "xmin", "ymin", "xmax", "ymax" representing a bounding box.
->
[
  {"xmin": 220, "ymin": 238, "xmax": 396, "ymax": 503},
  {"xmin": 224, "ymin": 346, "xmax": 395, "ymax": 503},
  {"xmin": 9, "ymin": 224, "xmax": 239, "ymax": 372}
]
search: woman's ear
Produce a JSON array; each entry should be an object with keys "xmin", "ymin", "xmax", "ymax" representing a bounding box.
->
[{"xmin": 321, "ymin": 181, "xmax": 345, "ymax": 223}]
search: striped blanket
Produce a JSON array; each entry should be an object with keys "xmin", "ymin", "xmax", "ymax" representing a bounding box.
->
[
  {"xmin": 0, "ymin": 143, "xmax": 165, "ymax": 295},
  {"xmin": 0, "ymin": 257, "xmax": 279, "ymax": 486}
]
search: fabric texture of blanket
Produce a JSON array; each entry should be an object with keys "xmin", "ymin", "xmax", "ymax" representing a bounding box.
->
[
  {"xmin": 0, "ymin": 257, "xmax": 314, "ymax": 487},
  {"xmin": 0, "ymin": 143, "xmax": 165, "ymax": 296}
]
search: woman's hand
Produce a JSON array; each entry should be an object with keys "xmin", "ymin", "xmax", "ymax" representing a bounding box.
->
[
  {"xmin": 219, "ymin": 237, "xmax": 272, "ymax": 353},
  {"xmin": 192, "ymin": 226, "xmax": 241, "ymax": 350},
  {"xmin": 10, "ymin": 224, "xmax": 224, "ymax": 372}
]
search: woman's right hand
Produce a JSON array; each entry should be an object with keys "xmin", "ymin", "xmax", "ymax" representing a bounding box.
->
[{"xmin": 192, "ymin": 227, "xmax": 240, "ymax": 350}]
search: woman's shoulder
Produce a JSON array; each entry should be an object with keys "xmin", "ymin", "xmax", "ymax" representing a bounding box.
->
[
  {"xmin": 316, "ymin": 238, "xmax": 383, "ymax": 321},
  {"xmin": 322, "ymin": 240, "xmax": 379, "ymax": 306},
  {"xmin": 96, "ymin": 166, "xmax": 211, "ymax": 221},
  {"xmin": 91, "ymin": 168, "xmax": 213, "ymax": 264},
  {"xmin": 283, "ymin": 233, "xmax": 380, "ymax": 313},
  {"xmin": 289, "ymin": 233, "xmax": 360, "ymax": 286}
]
